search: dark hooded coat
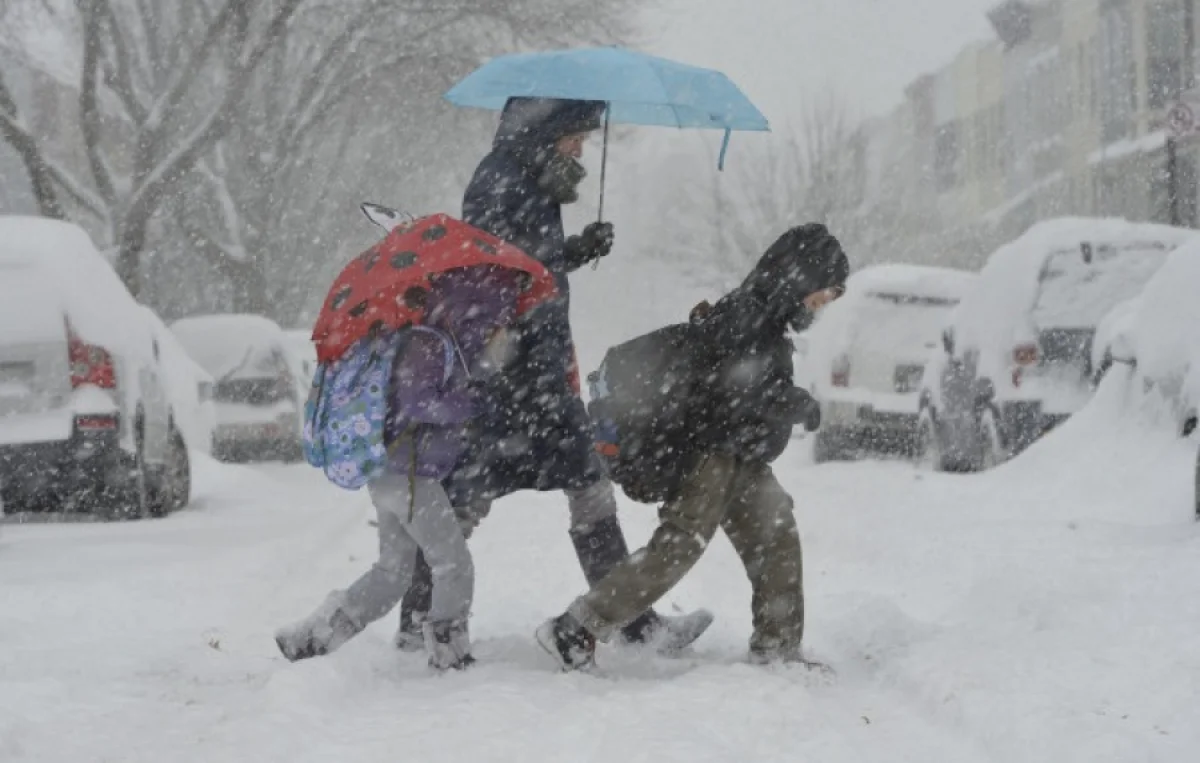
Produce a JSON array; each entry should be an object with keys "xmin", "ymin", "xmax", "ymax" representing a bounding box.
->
[
  {"xmin": 445, "ymin": 98, "xmax": 608, "ymax": 504},
  {"xmin": 594, "ymin": 224, "xmax": 850, "ymax": 502},
  {"xmin": 688, "ymin": 223, "xmax": 850, "ymax": 464}
]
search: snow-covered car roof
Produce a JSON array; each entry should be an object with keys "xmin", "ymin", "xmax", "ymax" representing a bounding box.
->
[
  {"xmin": 0, "ymin": 216, "xmax": 153, "ymax": 361},
  {"xmin": 950, "ymin": 217, "xmax": 1196, "ymax": 358},
  {"xmin": 847, "ymin": 264, "xmax": 977, "ymax": 303},
  {"xmin": 171, "ymin": 313, "xmax": 288, "ymax": 381}
]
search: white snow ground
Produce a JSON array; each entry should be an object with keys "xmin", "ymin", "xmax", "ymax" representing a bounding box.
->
[{"xmin": 2, "ymin": 368, "xmax": 1198, "ymax": 762}]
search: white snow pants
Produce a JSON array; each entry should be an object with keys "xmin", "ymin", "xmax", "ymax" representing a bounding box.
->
[{"xmin": 341, "ymin": 472, "xmax": 474, "ymax": 628}]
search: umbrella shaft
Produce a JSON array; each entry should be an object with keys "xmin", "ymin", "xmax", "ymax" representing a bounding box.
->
[{"xmin": 598, "ymin": 104, "xmax": 610, "ymax": 222}]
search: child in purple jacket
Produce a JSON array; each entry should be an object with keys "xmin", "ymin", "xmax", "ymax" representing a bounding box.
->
[{"xmin": 276, "ymin": 265, "xmax": 524, "ymax": 670}]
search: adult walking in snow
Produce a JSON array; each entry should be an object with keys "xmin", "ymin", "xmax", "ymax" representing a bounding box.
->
[
  {"xmin": 276, "ymin": 265, "xmax": 532, "ymax": 671},
  {"xmin": 537, "ymin": 224, "xmax": 849, "ymax": 670},
  {"xmin": 394, "ymin": 97, "xmax": 712, "ymax": 652}
]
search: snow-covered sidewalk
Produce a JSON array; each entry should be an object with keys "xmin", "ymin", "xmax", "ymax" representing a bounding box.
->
[{"xmin": 1, "ymin": 380, "xmax": 1198, "ymax": 762}]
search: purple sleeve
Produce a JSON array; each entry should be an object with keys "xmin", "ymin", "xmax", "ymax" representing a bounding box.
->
[{"xmin": 391, "ymin": 332, "xmax": 475, "ymax": 426}]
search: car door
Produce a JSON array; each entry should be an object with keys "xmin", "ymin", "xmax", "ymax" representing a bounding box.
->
[{"xmin": 138, "ymin": 334, "xmax": 172, "ymax": 465}]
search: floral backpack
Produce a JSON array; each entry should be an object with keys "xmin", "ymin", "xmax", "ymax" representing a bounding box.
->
[{"xmin": 303, "ymin": 326, "xmax": 455, "ymax": 490}]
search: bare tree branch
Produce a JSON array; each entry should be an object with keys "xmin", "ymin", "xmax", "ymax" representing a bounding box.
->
[
  {"xmin": 141, "ymin": 0, "xmax": 239, "ymax": 134},
  {"xmin": 0, "ymin": 70, "xmax": 65, "ymax": 219},
  {"xmin": 96, "ymin": 0, "xmax": 148, "ymax": 124},
  {"xmin": 79, "ymin": 0, "xmax": 118, "ymax": 208}
]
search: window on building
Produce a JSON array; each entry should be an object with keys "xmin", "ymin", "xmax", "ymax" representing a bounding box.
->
[
  {"xmin": 1098, "ymin": 4, "xmax": 1136, "ymax": 143},
  {"xmin": 934, "ymin": 123, "xmax": 960, "ymax": 191},
  {"xmin": 1147, "ymin": 0, "xmax": 1186, "ymax": 110}
]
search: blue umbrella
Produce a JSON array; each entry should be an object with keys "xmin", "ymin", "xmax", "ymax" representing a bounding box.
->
[{"xmin": 445, "ymin": 46, "xmax": 770, "ymax": 217}]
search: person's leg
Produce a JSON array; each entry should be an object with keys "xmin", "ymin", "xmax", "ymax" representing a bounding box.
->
[
  {"xmin": 720, "ymin": 464, "xmax": 805, "ymax": 661},
  {"xmin": 565, "ymin": 478, "xmax": 713, "ymax": 648},
  {"xmin": 395, "ymin": 497, "xmax": 491, "ymax": 651},
  {"xmin": 275, "ymin": 473, "xmax": 420, "ymax": 661},
  {"xmin": 538, "ymin": 454, "xmax": 739, "ymax": 668},
  {"xmin": 395, "ymin": 552, "xmax": 431, "ymax": 651},
  {"xmin": 402, "ymin": 477, "xmax": 476, "ymax": 669}
]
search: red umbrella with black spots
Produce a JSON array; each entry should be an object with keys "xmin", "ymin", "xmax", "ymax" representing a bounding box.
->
[{"xmin": 311, "ymin": 211, "xmax": 559, "ymax": 364}]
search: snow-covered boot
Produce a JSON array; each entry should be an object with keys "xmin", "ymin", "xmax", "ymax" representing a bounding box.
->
[
  {"xmin": 274, "ymin": 592, "xmax": 361, "ymax": 662},
  {"xmin": 422, "ymin": 618, "xmax": 474, "ymax": 671},
  {"xmin": 570, "ymin": 516, "xmax": 715, "ymax": 652},
  {"xmin": 535, "ymin": 613, "xmax": 596, "ymax": 672},
  {"xmin": 643, "ymin": 609, "xmax": 716, "ymax": 654},
  {"xmin": 393, "ymin": 609, "xmax": 425, "ymax": 653}
]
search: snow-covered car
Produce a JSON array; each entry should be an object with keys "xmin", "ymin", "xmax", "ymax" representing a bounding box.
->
[
  {"xmin": 1096, "ymin": 242, "xmax": 1200, "ymax": 518},
  {"xmin": 141, "ymin": 307, "xmax": 215, "ymax": 458},
  {"xmin": 0, "ymin": 217, "xmax": 190, "ymax": 518},
  {"xmin": 170, "ymin": 314, "xmax": 305, "ymax": 462},
  {"xmin": 799, "ymin": 264, "xmax": 976, "ymax": 462},
  {"xmin": 916, "ymin": 218, "xmax": 1196, "ymax": 472}
]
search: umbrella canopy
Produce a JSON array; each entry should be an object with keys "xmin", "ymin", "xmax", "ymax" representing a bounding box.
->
[
  {"xmin": 311, "ymin": 214, "xmax": 559, "ymax": 364},
  {"xmin": 446, "ymin": 47, "xmax": 769, "ymax": 136},
  {"xmin": 447, "ymin": 47, "xmax": 770, "ymax": 220}
]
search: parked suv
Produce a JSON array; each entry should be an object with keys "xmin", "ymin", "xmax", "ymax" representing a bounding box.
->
[
  {"xmin": 0, "ymin": 217, "xmax": 189, "ymax": 518},
  {"xmin": 917, "ymin": 218, "xmax": 1195, "ymax": 472},
  {"xmin": 799, "ymin": 264, "xmax": 975, "ymax": 462},
  {"xmin": 171, "ymin": 314, "xmax": 304, "ymax": 462}
]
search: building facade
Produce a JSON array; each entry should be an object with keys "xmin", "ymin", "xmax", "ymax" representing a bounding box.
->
[{"xmin": 867, "ymin": 0, "xmax": 1200, "ymax": 267}]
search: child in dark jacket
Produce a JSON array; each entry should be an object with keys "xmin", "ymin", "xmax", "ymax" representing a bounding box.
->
[
  {"xmin": 536, "ymin": 224, "xmax": 849, "ymax": 670},
  {"xmin": 275, "ymin": 265, "xmax": 525, "ymax": 671}
]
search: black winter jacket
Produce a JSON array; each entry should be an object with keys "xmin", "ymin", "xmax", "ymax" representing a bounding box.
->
[{"xmin": 683, "ymin": 224, "xmax": 850, "ymax": 465}]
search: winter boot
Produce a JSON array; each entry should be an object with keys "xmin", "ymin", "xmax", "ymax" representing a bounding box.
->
[
  {"xmin": 569, "ymin": 515, "xmax": 714, "ymax": 651},
  {"xmin": 747, "ymin": 641, "xmax": 831, "ymax": 673},
  {"xmin": 422, "ymin": 618, "xmax": 474, "ymax": 671},
  {"xmin": 274, "ymin": 592, "xmax": 362, "ymax": 662},
  {"xmin": 393, "ymin": 609, "xmax": 425, "ymax": 653},
  {"xmin": 535, "ymin": 613, "xmax": 596, "ymax": 672},
  {"xmin": 637, "ymin": 609, "xmax": 717, "ymax": 654},
  {"xmin": 395, "ymin": 552, "xmax": 433, "ymax": 651}
]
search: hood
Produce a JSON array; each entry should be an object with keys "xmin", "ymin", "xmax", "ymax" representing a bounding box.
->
[
  {"xmin": 426, "ymin": 266, "xmax": 523, "ymax": 361},
  {"xmin": 492, "ymin": 97, "xmax": 606, "ymax": 169},
  {"xmin": 741, "ymin": 223, "xmax": 850, "ymax": 329}
]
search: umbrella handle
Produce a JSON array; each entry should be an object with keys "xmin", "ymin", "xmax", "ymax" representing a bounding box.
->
[{"xmin": 598, "ymin": 102, "xmax": 610, "ymax": 222}]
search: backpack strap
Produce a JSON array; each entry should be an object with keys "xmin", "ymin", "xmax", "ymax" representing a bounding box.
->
[{"xmin": 407, "ymin": 325, "xmax": 465, "ymax": 385}]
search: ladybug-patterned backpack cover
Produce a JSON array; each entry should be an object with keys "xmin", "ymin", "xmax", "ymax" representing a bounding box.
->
[{"xmin": 303, "ymin": 213, "xmax": 558, "ymax": 490}]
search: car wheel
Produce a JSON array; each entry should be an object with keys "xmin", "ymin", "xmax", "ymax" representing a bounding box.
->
[
  {"xmin": 100, "ymin": 421, "xmax": 149, "ymax": 521},
  {"xmin": 977, "ymin": 408, "xmax": 1006, "ymax": 471},
  {"xmin": 149, "ymin": 425, "xmax": 190, "ymax": 517}
]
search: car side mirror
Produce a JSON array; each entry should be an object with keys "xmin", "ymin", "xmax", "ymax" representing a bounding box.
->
[{"xmin": 1109, "ymin": 333, "xmax": 1136, "ymax": 365}]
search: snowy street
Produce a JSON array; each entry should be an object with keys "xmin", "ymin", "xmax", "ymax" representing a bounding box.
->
[{"xmin": 3, "ymin": 374, "xmax": 1197, "ymax": 763}]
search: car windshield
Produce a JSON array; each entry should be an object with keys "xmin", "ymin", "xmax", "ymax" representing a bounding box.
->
[
  {"xmin": 1033, "ymin": 242, "xmax": 1170, "ymax": 330},
  {"xmin": 172, "ymin": 320, "xmax": 285, "ymax": 381}
]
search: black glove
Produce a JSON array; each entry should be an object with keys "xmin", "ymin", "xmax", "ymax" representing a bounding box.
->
[
  {"xmin": 564, "ymin": 221, "xmax": 614, "ymax": 268},
  {"xmin": 775, "ymin": 386, "xmax": 821, "ymax": 432}
]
